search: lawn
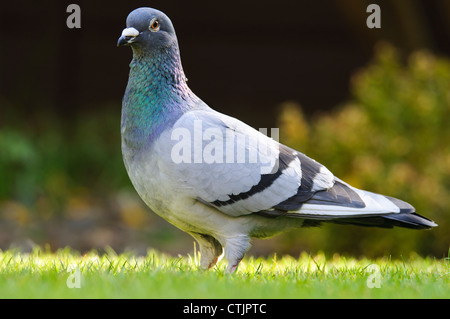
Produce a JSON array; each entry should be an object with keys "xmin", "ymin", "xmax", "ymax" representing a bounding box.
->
[{"xmin": 0, "ymin": 247, "xmax": 448, "ymax": 299}]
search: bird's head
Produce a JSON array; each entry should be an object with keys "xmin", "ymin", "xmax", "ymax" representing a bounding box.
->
[{"xmin": 117, "ymin": 7, "xmax": 177, "ymax": 56}]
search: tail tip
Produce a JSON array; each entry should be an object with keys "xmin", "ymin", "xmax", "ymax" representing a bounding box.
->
[{"xmin": 383, "ymin": 212, "xmax": 438, "ymax": 229}]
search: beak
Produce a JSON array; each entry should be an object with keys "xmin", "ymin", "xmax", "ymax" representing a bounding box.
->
[{"xmin": 117, "ymin": 27, "xmax": 140, "ymax": 47}]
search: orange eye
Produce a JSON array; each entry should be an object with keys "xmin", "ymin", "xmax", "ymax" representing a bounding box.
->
[{"xmin": 150, "ymin": 19, "xmax": 160, "ymax": 32}]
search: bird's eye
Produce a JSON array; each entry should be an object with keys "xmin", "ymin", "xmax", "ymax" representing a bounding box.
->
[{"xmin": 149, "ymin": 19, "xmax": 160, "ymax": 32}]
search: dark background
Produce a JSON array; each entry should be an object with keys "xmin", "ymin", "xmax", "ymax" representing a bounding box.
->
[
  {"xmin": 1, "ymin": 0, "xmax": 449, "ymax": 127},
  {"xmin": 0, "ymin": 0, "xmax": 449, "ymax": 257}
]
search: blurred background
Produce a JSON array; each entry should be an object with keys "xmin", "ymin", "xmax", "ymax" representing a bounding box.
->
[{"xmin": 0, "ymin": 0, "xmax": 449, "ymax": 258}]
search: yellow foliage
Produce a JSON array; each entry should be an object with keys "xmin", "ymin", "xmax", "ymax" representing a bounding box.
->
[
  {"xmin": 277, "ymin": 101, "xmax": 309, "ymax": 146},
  {"xmin": 0, "ymin": 201, "xmax": 31, "ymax": 226},
  {"xmin": 117, "ymin": 192, "xmax": 150, "ymax": 229}
]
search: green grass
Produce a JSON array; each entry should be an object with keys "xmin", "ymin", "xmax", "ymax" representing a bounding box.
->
[{"xmin": 0, "ymin": 247, "xmax": 449, "ymax": 298}]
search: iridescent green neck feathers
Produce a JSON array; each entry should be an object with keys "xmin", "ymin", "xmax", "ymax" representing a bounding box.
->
[{"xmin": 121, "ymin": 44, "xmax": 206, "ymax": 157}]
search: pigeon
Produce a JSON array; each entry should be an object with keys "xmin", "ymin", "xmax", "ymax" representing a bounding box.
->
[{"xmin": 117, "ymin": 7, "xmax": 437, "ymax": 272}]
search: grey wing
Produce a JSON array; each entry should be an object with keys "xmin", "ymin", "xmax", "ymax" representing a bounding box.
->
[{"xmin": 163, "ymin": 109, "xmax": 335, "ymax": 217}]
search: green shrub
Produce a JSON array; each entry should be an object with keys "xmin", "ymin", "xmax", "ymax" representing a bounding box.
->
[
  {"xmin": 0, "ymin": 109, "xmax": 129, "ymax": 215},
  {"xmin": 277, "ymin": 44, "xmax": 450, "ymax": 257}
]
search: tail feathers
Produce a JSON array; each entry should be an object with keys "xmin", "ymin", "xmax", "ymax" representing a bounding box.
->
[
  {"xmin": 382, "ymin": 212, "xmax": 437, "ymax": 229},
  {"xmin": 305, "ymin": 180, "xmax": 365, "ymax": 208},
  {"xmin": 329, "ymin": 212, "xmax": 437, "ymax": 229},
  {"xmin": 383, "ymin": 195, "xmax": 415, "ymax": 213},
  {"xmin": 295, "ymin": 179, "xmax": 438, "ymax": 230}
]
